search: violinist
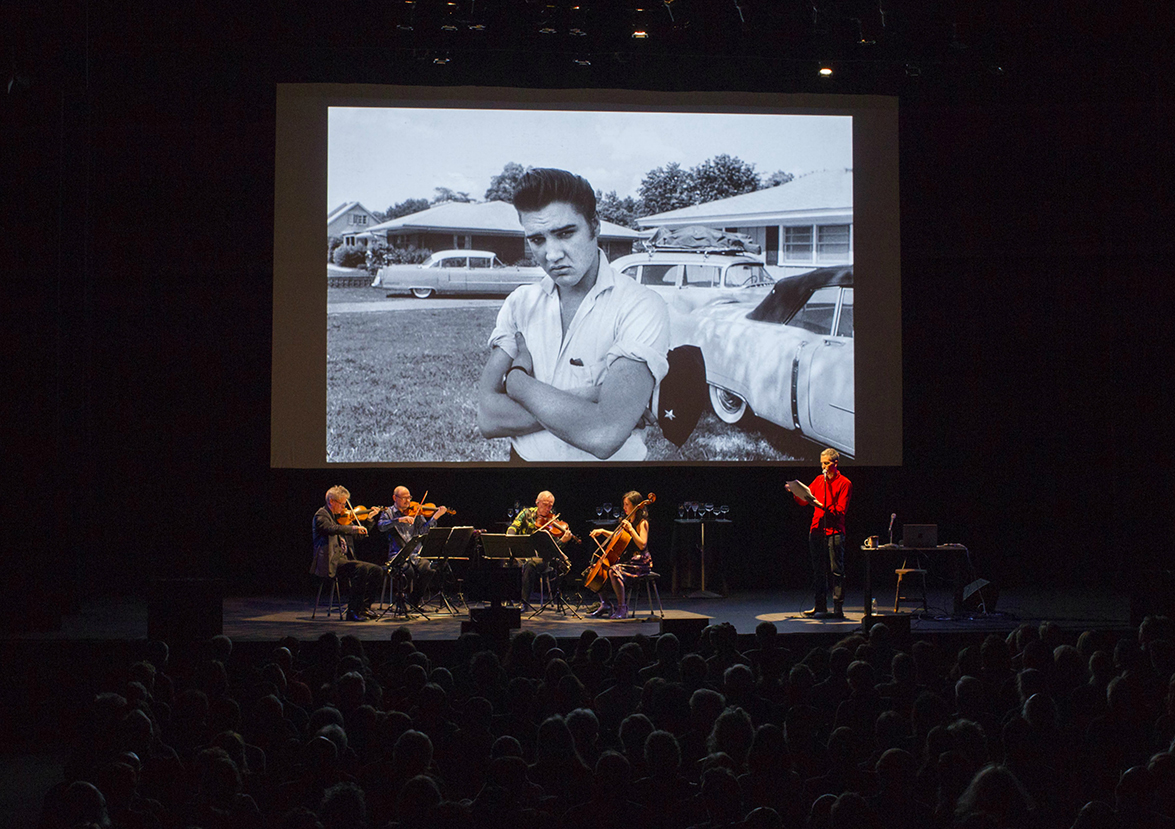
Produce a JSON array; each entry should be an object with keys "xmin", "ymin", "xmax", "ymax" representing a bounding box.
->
[
  {"xmin": 588, "ymin": 491, "xmax": 651, "ymax": 619},
  {"xmin": 508, "ymin": 490, "xmax": 568, "ymax": 610},
  {"xmin": 377, "ymin": 486, "xmax": 450, "ymax": 605},
  {"xmin": 310, "ymin": 486, "xmax": 384, "ymax": 621}
]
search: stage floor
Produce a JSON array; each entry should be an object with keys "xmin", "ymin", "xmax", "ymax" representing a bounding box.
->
[{"xmin": 9, "ymin": 586, "xmax": 1133, "ymax": 643}]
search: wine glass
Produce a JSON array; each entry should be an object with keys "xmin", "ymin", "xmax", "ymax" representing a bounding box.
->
[
  {"xmin": 596, "ymin": 505, "xmax": 603, "ymax": 518},
  {"xmin": 678, "ymin": 504, "xmax": 685, "ymax": 519},
  {"xmin": 719, "ymin": 505, "xmax": 730, "ymax": 519},
  {"xmin": 602, "ymin": 502, "xmax": 612, "ymax": 519}
]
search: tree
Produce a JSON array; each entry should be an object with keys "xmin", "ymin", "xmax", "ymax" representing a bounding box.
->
[
  {"xmin": 432, "ymin": 187, "xmax": 473, "ymax": 204},
  {"xmin": 637, "ymin": 162, "xmax": 695, "ymax": 217},
  {"xmin": 596, "ymin": 190, "xmax": 640, "ymax": 229},
  {"xmin": 484, "ymin": 161, "xmax": 527, "ymax": 202},
  {"xmin": 690, "ymin": 154, "xmax": 761, "ymax": 204},
  {"xmin": 384, "ymin": 197, "xmax": 431, "ymax": 220},
  {"xmin": 762, "ymin": 169, "xmax": 795, "ymax": 188}
]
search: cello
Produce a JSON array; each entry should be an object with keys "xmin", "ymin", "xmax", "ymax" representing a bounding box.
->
[{"xmin": 583, "ymin": 493, "xmax": 655, "ymax": 593}]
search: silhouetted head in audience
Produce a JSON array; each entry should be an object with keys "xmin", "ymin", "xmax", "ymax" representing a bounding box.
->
[
  {"xmin": 829, "ymin": 791, "xmax": 873, "ymax": 829},
  {"xmin": 321, "ymin": 780, "xmax": 368, "ymax": 829},
  {"xmin": 708, "ymin": 707, "xmax": 754, "ymax": 770},
  {"xmin": 393, "ymin": 729, "xmax": 434, "ymax": 776},
  {"xmin": 954, "ymin": 763, "xmax": 1034, "ymax": 827},
  {"xmin": 645, "ymin": 729, "xmax": 682, "ymax": 778}
]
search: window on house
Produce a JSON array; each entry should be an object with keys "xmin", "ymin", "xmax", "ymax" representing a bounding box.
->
[
  {"xmin": 817, "ymin": 224, "xmax": 851, "ymax": 260},
  {"xmin": 783, "ymin": 226, "xmax": 813, "ymax": 261}
]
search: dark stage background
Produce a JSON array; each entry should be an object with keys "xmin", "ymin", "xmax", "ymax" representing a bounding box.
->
[{"xmin": 4, "ymin": 2, "xmax": 1173, "ymax": 630}]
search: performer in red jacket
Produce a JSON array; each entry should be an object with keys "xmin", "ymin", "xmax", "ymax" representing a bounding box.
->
[{"xmin": 788, "ymin": 448, "xmax": 852, "ymax": 619}]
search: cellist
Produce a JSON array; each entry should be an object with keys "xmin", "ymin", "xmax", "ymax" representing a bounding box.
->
[{"xmin": 588, "ymin": 491, "xmax": 652, "ymax": 619}]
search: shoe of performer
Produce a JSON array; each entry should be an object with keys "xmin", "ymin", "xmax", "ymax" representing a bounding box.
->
[
  {"xmin": 802, "ymin": 605, "xmax": 827, "ymax": 617},
  {"xmin": 345, "ymin": 611, "xmax": 368, "ymax": 622},
  {"xmin": 831, "ymin": 601, "xmax": 844, "ymax": 618},
  {"xmin": 589, "ymin": 602, "xmax": 610, "ymax": 618},
  {"xmin": 363, "ymin": 608, "xmax": 380, "ymax": 619},
  {"xmin": 609, "ymin": 605, "xmax": 629, "ymax": 620}
]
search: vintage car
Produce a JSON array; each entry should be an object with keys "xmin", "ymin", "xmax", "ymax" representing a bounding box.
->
[
  {"xmin": 372, "ymin": 250, "xmax": 544, "ymax": 298},
  {"xmin": 691, "ymin": 265, "xmax": 854, "ymax": 456},
  {"xmin": 612, "ymin": 227, "xmax": 776, "ymax": 347}
]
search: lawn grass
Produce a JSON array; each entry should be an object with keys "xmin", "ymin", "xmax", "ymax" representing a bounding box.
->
[{"xmin": 327, "ymin": 293, "xmax": 814, "ymax": 462}]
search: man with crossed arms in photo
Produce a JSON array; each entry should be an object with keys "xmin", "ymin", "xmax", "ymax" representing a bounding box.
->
[{"xmin": 477, "ymin": 168, "xmax": 670, "ymax": 461}]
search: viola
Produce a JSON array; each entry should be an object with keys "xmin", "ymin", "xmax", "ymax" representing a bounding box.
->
[
  {"xmin": 584, "ymin": 493, "xmax": 655, "ymax": 592},
  {"xmin": 338, "ymin": 505, "xmax": 383, "ymax": 525},
  {"xmin": 536, "ymin": 514, "xmax": 579, "ymax": 544}
]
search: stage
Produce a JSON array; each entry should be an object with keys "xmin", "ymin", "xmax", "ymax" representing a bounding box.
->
[{"xmin": 8, "ymin": 585, "xmax": 1133, "ymax": 644}]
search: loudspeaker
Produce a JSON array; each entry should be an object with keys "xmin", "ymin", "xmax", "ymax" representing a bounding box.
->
[
  {"xmin": 659, "ymin": 616, "xmax": 710, "ymax": 649},
  {"xmin": 462, "ymin": 605, "xmax": 521, "ymax": 643},
  {"xmin": 1130, "ymin": 570, "xmax": 1175, "ymax": 628},
  {"xmin": 962, "ymin": 578, "xmax": 999, "ymax": 613},
  {"xmin": 866, "ymin": 613, "xmax": 911, "ymax": 648},
  {"xmin": 148, "ymin": 579, "xmax": 223, "ymax": 643}
]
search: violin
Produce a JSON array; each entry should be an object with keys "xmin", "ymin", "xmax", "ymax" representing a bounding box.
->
[
  {"xmin": 407, "ymin": 500, "xmax": 454, "ymax": 519},
  {"xmin": 338, "ymin": 505, "xmax": 383, "ymax": 525},
  {"xmin": 584, "ymin": 493, "xmax": 655, "ymax": 593}
]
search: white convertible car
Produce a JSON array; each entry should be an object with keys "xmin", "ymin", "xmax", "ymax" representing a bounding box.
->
[{"xmin": 692, "ymin": 265, "xmax": 854, "ymax": 456}]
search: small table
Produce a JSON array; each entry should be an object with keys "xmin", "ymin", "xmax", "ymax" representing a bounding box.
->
[
  {"xmin": 861, "ymin": 543, "xmax": 969, "ymax": 628},
  {"xmin": 672, "ymin": 519, "xmax": 731, "ymax": 598}
]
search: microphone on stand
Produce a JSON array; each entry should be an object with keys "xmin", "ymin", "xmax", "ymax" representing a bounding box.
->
[{"xmin": 888, "ymin": 513, "xmax": 896, "ymax": 546}]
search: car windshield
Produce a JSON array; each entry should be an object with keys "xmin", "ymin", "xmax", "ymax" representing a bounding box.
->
[
  {"xmin": 724, "ymin": 264, "xmax": 774, "ymax": 288},
  {"xmin": 469, "ymin": 257, "xmax": 490, "ymax": 269}
]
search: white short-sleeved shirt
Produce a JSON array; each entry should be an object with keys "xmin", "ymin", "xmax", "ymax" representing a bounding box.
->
[{"xmin": 488, "ymin": 250, "xmax": 670, "ymax": 461}]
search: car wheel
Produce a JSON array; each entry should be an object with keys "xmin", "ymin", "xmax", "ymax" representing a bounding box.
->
[
  {"xmin": 411, "ymin": 287, "xmax": 434, "ymax": 299},
  {"xmin": 708, "ymin": 384, "xmax": 748, "ymax": 424}
]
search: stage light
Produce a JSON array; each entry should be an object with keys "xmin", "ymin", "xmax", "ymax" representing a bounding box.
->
[
  {"xmin": 573, "ymin": 56, "xmax": 592, "ymax": 65},
  {"xmin": 632, "ymin": 29, "xmax": 649, "ymax": 38},
  {"xmin": 397, "ymin": 0, "xmax": 416, "ymax": 31},
  {"xmin": 433, "ymin": 53, "xmax": 452, "ymax": 65},
  {"xmin": 819, "ymin": 64, "xmax": 833, "ymax": 76}
]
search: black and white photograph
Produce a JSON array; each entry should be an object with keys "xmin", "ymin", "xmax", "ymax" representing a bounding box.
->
[{"xmin": 326, "ymin": 105, "xmax": 854, "ymax": 464}]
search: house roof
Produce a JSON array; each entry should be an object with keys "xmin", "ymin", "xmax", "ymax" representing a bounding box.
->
[
  {"xmin": 367, "ymin": 199, "xmax": 641, "ymax": 239},
  {"xmin": 637, "ymin": 169, "xmax": 853, "ymax": 227},
  {"xmin": 327, "ymin": 201, "xmax": 374, "ymax": 224}
]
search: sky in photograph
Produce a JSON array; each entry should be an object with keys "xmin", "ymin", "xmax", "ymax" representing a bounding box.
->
[{"xmin": 328, "ymin": 107, "xmax": 852, "ymax": 214}]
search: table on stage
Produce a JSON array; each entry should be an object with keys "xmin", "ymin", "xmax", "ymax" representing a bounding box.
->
[
  {"xmin": 671, "ymin": 518, "xmax": 731, "ymax": 599},
  {"xmin": 861, "ymin": 543, "xmax": 969, "ymax": 627}
]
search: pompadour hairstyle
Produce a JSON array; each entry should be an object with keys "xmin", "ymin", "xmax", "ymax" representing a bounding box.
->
[{"xmin": 513, "ymin": 168, "xmax": 598, "ymax": 228}]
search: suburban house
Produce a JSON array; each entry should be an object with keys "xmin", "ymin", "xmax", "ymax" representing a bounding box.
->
[
  {"xmin": 327, "ymin": 201, "xmax": 379, "ymax": 247},
  {"xmin": 362, "ymin": 200, "xmax": 643, "ymax": 264},
  {"xmin": 637, "ymin": 168, "xmax": 853, "ymax": 277}
]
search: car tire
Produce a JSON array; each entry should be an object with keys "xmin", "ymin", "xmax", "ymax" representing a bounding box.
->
[
  {"xmin": 708, "ymin": 384, "xmax": 748, "ymax": 424},
  {"xmin": 411, "ymin": 287, "xmax": 435, "ymax": 299}
]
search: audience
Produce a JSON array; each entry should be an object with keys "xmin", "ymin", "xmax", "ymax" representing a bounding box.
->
[{"xmin": 35, "ymin": 615, "xmax": 1175, "ymax": 829}]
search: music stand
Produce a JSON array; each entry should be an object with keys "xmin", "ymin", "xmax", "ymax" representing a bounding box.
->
[
  {"xmin": 379, "ymin": 536, "xmax": 429, "ymax": 620},
  {"xmin": 418, "ymin": 527, "xmax": 474, "ymax": 616},
  {"xmin": 478, "ymin": 533, "xmax": 531, "ymax": 564},
  {"xmin": 527, "ymin": 532, "xmax": 580, "ymax": 619}
]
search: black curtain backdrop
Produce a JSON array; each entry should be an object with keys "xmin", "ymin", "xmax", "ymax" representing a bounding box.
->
[{"xmin": 4, "ymin": 3, "xmax": 1172, "ymax": 626}]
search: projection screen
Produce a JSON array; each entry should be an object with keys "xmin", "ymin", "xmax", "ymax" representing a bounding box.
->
[{"xmin": 273, "ymin": 84, "xmax": 900, "ymax": 467}]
